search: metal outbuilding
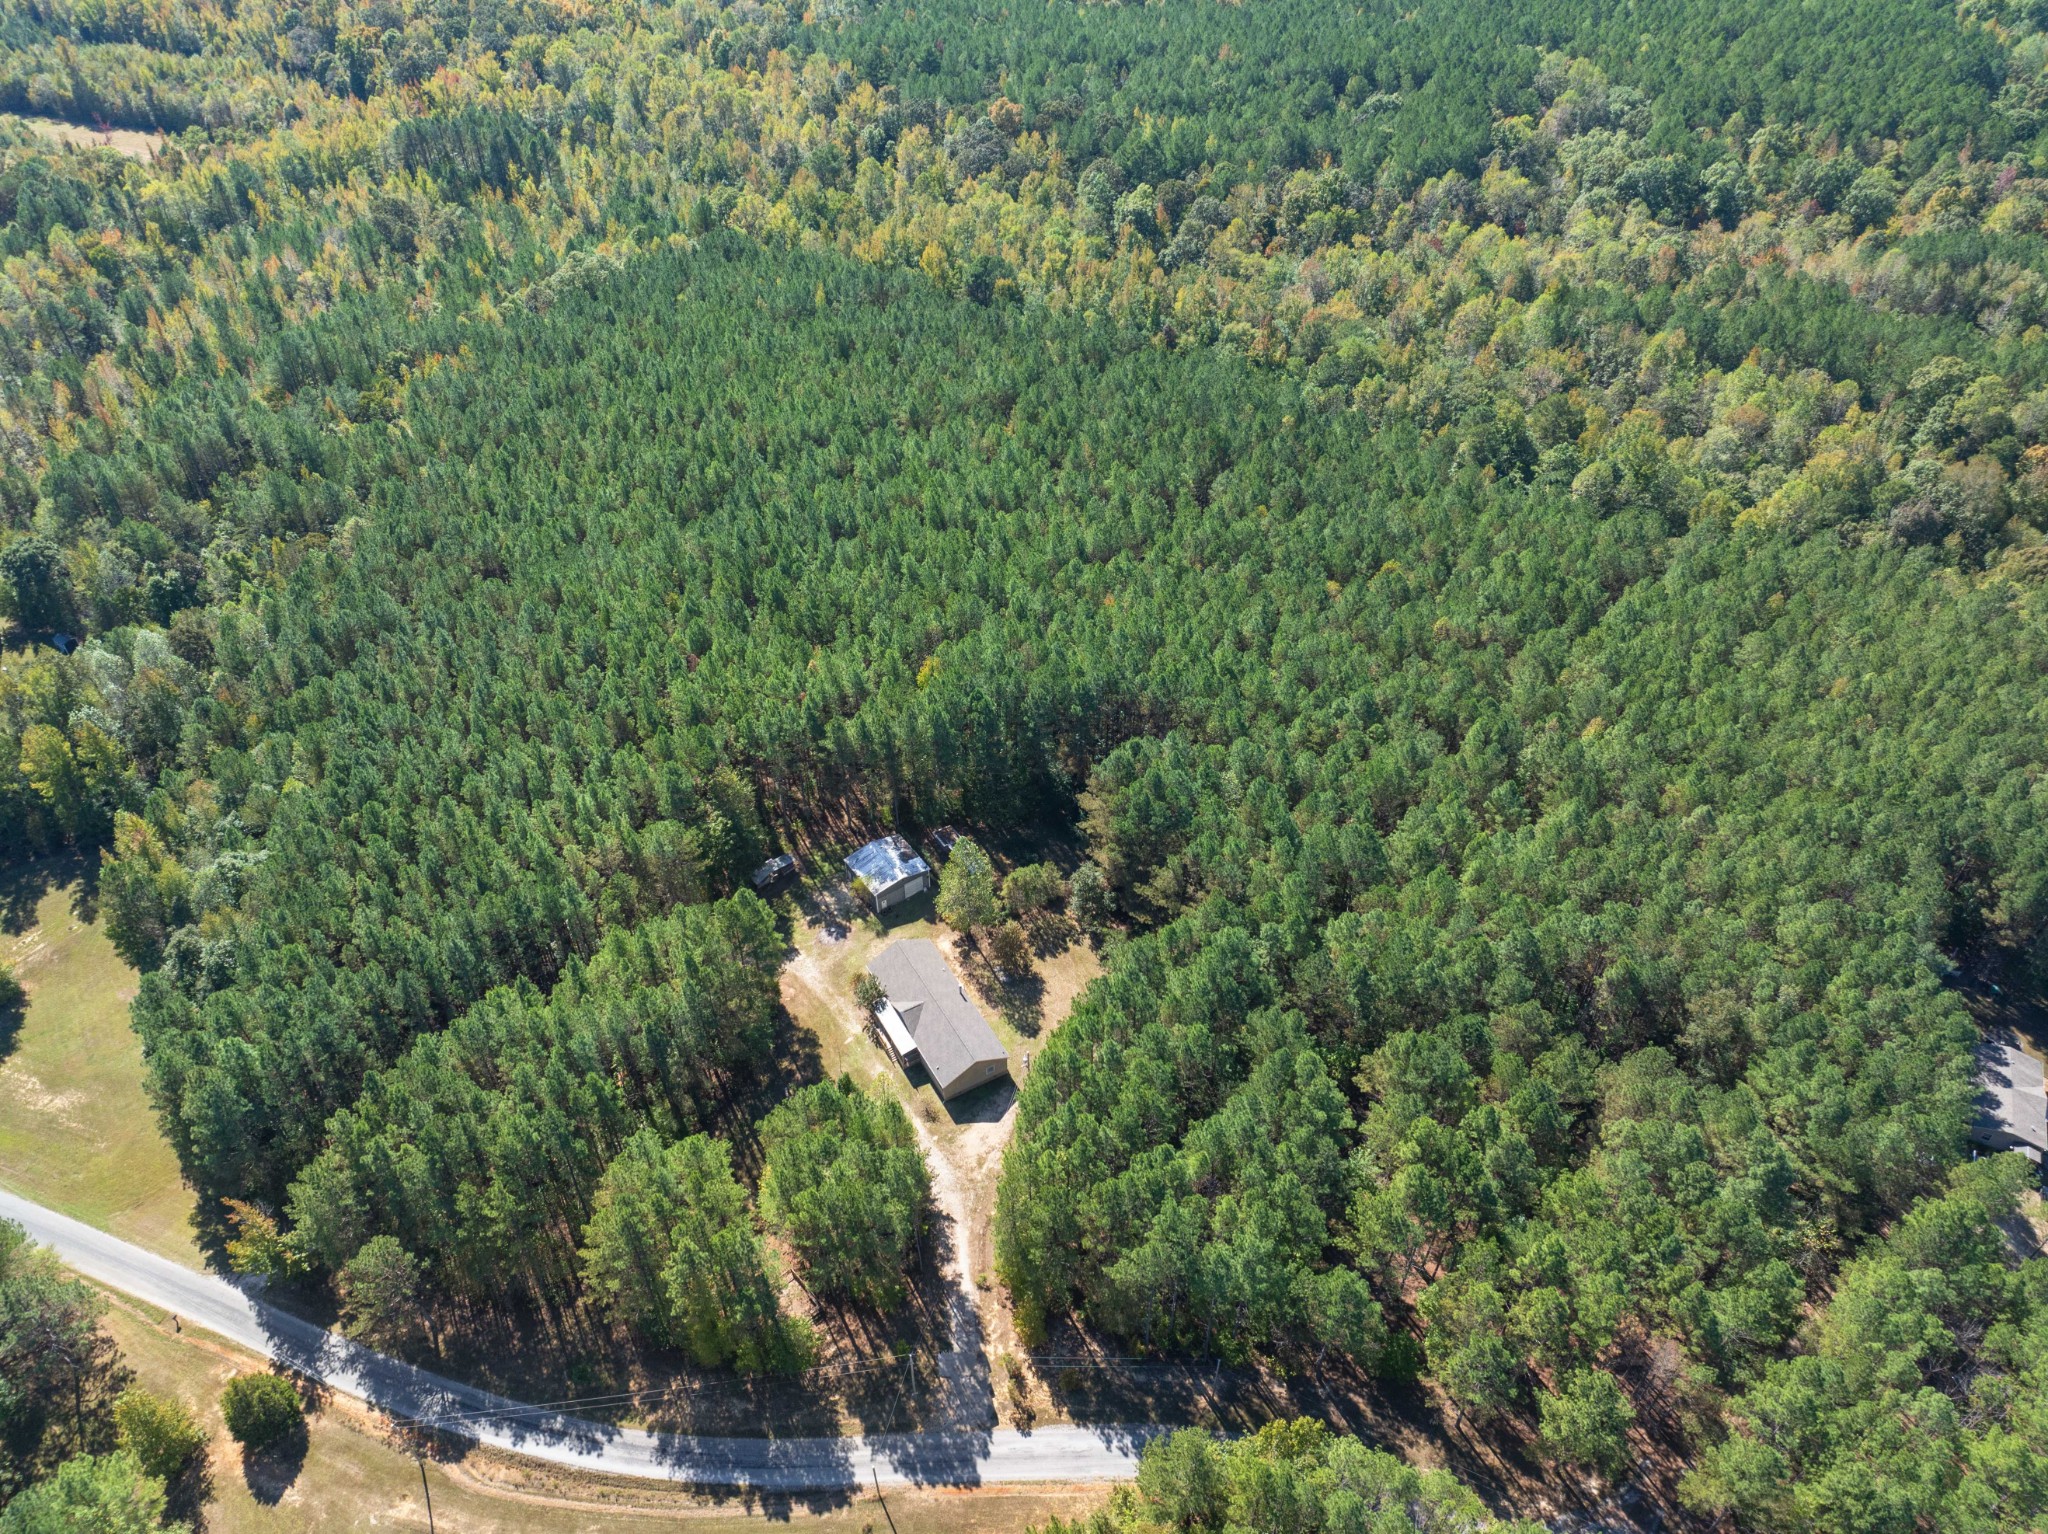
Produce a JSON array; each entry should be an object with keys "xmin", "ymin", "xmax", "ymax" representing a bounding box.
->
[
  {"xmin": 749, "ymin": 853, "xmax": 798, "ymax": 889},
  {"xmin": 845, "ymin": 835, "xmax": 932, "ymax": 913}
]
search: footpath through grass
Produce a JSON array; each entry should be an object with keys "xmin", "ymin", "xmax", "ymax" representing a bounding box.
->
[{"xmin": 0, "ymin": 857, "xmax": 201, "ymax": 1266}]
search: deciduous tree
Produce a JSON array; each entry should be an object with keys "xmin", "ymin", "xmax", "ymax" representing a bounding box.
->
[{"xmin": 936, "ymin": 838, "xmax": 1000, "ymax": 937}]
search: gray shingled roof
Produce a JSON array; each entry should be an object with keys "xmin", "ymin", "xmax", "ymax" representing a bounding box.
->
[
  {"xmin": 868, "ymin": 938, "xmax": 1006, "ymax": 1093},
  {"xmin": 1974, "ymin": 1026, "xmax": 2048, "ymax": 1163}
]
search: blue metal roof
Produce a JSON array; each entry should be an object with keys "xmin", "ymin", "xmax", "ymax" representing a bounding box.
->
[{"xmin": 845, "ymin": 834, "xmax": 930, "ymax": 889}]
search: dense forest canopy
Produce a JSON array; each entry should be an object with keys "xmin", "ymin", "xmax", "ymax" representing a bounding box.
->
[
  {"xmin": 807, "ymin": 0, "xmax": 2016, "ymax": 186},
  {"xmin": 111, "ymin": 233, "xmax": 2048, "ymax": 1518},
  {"xmin": 5, "ymin": 0, "xmax": 2048, "ymax": 1521}
]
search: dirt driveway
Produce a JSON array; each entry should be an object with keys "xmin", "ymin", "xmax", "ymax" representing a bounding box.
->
[{"xmin": 777, "ymin": 882, "xmax": 1101, "ymax": 1426}]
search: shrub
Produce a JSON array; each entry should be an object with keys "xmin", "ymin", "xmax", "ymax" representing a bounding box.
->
[
  {"xmin": 1067, "ymin": 862, "xmax": 1115, "ymax": 931},
  {"xmin": 1536, "ymin": 1369, "xmax": 1635, "ymax": 1475},
  {"xmin": 1002, "ymin": 862, "xmax": 1065, "ymax": 915},
  {"xmin": 1137, "ymin": 1428, "xmax": 1228, "ymax": 1532},
  {"xmin": 0, "ymin": 536, "xmax": 71, "ymax": 632},
  {"xmin": 112, "ymin": 1389, "xmax": 204, "ymax": 1484},
  {"xmin": 220, "ymin": 1200, "xmax": 303, "ymax": 1281},
  {"xmin": 935, "ymin": 838, "xmax": 999, "ymax": 934},
  {"xmin": 218, "ymin": 1374, "xmax": 300, "ymax": 1450},
  {"xmin": 0, "ymin": 1220, "xmax": 119, "ymax": 1499}
]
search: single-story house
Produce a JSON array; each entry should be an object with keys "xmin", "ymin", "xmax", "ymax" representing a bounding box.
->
[
  {"xmin": 749, "ymin": 853, "xmax": 798, "ymax": 889},
  {"xmin": 868, "ymin": 938, "xmax": 1009, "ymax": 1101},
  {"xmin": 1973, "ymin": 1026, "xmax": 2048, "ymax": 1165},
  {"xmin": 845, "ymin": 835, "xmax": 932, "ymax": 913}
]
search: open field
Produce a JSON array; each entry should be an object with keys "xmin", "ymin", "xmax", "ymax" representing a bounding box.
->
[
  {"xmin": 6, "ymin": 112, "xmax": 163, "ymax": 159},
  {"xmin": 0, "ymin": 857, "xmax": 202, "ymax": 1266},
  {"xmin": 99, "ymin": 1289, "xmax": 1117, "ymax": 1533}
]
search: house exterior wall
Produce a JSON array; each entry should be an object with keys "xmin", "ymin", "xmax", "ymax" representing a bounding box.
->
[
  {"xmin": 874, "ymin": 870, "xmax": 931, "ymax": 910},
  {"xmin": 936, "ymin": 1055, "xmax": 1008, "ymax": 1100}
]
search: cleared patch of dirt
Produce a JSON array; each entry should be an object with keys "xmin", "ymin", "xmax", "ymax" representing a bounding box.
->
[{"xmin": 0, "ymin": 1064, "xmax": 88, "ymax": 1126}]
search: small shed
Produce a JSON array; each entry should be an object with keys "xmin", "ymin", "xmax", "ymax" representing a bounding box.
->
[
  {"xmin": 929, "ymin": 826, "xmax": 962, "ymax": 860},
  {"xmin": 749, "ymin": 853, "xmax": 798, "ymax": 889},
  {"xmin": 1973, "ymin": 1026, "xmax": 2048, "ymax": 1165},
  {"xmin": 868, "ymin": 938, "xmax": 1009, "ymax": 1100},
  {"xmin": 845, "ymin": 835, "xmax": 932, "ymax": 913}
]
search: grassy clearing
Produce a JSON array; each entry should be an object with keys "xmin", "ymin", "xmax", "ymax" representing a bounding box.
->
[
  {"xmin": 5, "ymin": 112, "xmax": 163, "ymax": 159},
  {"xmin": 777, "ymin": 880, "xmax": 1102, "ymax": 1138},
  {"xmin": 0, "ymin": 857, "xmax": 201, "ymax": 1265},
  {"xmin": 101, "ymin": 1293, "xmax": 1114, "ymax": 1534}
]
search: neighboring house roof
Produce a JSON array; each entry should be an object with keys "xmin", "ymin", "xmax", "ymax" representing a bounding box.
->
[
  {"xmin": 869, "ymin": 938, "xmax": 1006, "ymax": 1091},
  {"xmin": 845, "ymin": 835, "xmax": 930, "ymax": 891},
  {"xmin": 1973, "ymin": 1026, "xmax": 2047, "ymax": 1163}
]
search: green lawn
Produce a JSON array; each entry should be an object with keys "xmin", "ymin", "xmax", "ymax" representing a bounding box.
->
[{"xmin": 0, "ymin": 857, "xmax": 202, "ymax": 1265}]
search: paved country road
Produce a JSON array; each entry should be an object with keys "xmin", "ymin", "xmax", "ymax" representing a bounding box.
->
[{"xmin": 0, "ymin": 1187, "xmax": 1153, "ymax": 1491}]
